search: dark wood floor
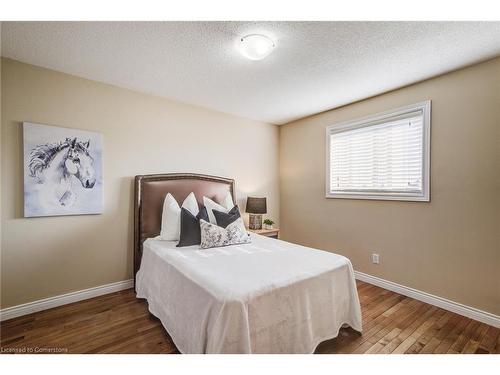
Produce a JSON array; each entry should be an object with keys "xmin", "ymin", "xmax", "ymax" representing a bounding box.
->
[{"xmin": 1, "ymin": 280, "xmax": 499, "ymax": 354}]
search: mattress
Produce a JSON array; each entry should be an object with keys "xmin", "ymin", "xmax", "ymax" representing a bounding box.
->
[{"xmin": 136, "ymin": 233, "xmax": 362, "ymax": 353}]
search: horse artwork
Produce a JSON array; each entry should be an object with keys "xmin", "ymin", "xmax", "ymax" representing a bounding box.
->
[{"xmin": 23, "ymin": 122, "xmax": 103, "ymax": 217}]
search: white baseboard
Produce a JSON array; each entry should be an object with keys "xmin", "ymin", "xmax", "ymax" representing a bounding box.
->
[
  {"xmin": 354, "ymin": 271, "xmax": 500, "ymax": 328},
  {"xmin": 0, "ymin": 279, "xmax": 134, "ymax": 322},
  {"xmin": 2, "ymin": 273, "xmax": 498, "ymax": 328}
]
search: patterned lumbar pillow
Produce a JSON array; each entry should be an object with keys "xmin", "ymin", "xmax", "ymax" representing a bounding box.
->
[{"xmin": 200, "ymin": 218, "xmax": 251, "ymax": 249}]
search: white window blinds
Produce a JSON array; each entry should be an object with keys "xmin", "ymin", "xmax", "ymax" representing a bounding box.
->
[{"xmin": 326, "ymin": 101, "xmax": 430, "ymax": 201}]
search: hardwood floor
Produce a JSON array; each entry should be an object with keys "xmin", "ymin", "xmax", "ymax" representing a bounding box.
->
[{"xmin": 1, "ymin": 280, "xmax": 498, "ymax": 354}]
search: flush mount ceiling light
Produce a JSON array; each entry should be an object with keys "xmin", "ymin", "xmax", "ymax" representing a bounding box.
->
[{"xmin": 239, "ymin": 34, "xmax": 275, "ymax": 61}]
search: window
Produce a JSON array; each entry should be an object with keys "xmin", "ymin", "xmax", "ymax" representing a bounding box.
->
[{"xmin": 326, "ymin": 101, "xmax": 430, "ymax": 201}]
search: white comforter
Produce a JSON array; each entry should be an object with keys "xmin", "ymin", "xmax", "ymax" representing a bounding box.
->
[{"xmin": 136, "ymin": 233, "xmax": 362, "ymax": 354}]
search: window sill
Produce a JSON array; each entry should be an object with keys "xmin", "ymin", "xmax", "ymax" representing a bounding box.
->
[{"xmin": 326, "ymin": 192, "xmax": 430, "ymax": 202}]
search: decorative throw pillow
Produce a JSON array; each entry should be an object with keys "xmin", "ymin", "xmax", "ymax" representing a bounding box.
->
[
  {"xmin": 213, "ymin": 205, "xmax": 241, "ymax": 228},
  {"xmin": 221, "ymin": 191, "xmax": 235, "ymax": 211},
  {"xmin": 160, "ymin": 192, "xmax": 199, "ymax": 241},
  {"xmin": 177, "ymin": 207, "xmax": 209, "ymax": 247},
  {"xmin": 200, "ymin": 218, "xmax": 251, "ymax": 249},
  {"xmin": 203, "ymin": 195, "xmax": 234, "ymax": 225}
]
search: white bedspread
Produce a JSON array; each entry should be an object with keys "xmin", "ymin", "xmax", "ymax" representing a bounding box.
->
[{"xmin": 136, "ymin": 233, "xmax": 362, "ymax": 353}]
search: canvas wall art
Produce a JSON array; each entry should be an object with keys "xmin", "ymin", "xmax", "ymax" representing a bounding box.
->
[{"xmin": 23, "ymin": 122, "xmax": 103, "ymax": 217}]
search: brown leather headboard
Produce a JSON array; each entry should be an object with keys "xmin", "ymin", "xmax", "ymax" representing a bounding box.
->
[{"xmin": 134, "ymin": 173, "xmax": 235, "ymax": 281}]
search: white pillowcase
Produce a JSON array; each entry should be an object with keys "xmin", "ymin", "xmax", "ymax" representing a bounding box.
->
[
  {"xmin": 160, "ymin": 192, "xmax": 199, "ymax": 241},
  {"xmin": 203, "ymin": 192, "xmax": 234, "ymax": 225},
  {"xmin": 221, "ymin": 191, "xmax": 234, "ymax": 211}
]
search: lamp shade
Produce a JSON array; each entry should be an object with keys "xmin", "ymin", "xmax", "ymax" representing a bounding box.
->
[{"xmin": 245, "ymin": 197, "xmax": 267, "ymax": 214}]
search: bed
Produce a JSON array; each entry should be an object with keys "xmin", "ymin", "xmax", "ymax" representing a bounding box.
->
[{"xmin": 134, "ymin": 173, "xmax": 362, "ymax": 354}]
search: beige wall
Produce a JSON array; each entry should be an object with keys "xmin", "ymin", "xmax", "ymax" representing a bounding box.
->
[
  {"xmin": 280, "ymin": 57, "xmax": 500, "ymax": 315},
  {"xmin": 2, "ymin": 56, "xmax": 499, "ymax": 316},
  {"xmin": 1, "ymin": 58, "xmax": 279, "ymax": 308}
]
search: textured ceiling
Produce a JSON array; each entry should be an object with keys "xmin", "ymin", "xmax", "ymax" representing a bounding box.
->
[{"xmin": 2, "ymin": 22, "xmax": 500, "ymax": 124}]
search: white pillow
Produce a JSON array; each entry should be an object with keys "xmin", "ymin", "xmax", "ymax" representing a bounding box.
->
[
  {"xmin": 222, "ymin": 191, "xmax": 235, "ymax": 211},
  {"xmin": 160, "ymin": 192, "xmax": 199, "ymax": 241},
  {"xmin": 203, "ymin": 193, "xmax": 234, "ymax": 225}
]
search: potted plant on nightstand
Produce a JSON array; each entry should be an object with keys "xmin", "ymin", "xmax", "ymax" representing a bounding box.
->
[{"xmin": 263, "ymin": 219, "xmax": 275, "ymax": 230}]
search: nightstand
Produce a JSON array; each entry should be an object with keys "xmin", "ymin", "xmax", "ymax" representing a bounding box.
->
[{"xmin": 248, "ymin": 228, "xmax": 280, "ymax": 239}]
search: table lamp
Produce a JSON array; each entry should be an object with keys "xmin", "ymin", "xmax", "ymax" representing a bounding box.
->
[{"xmin": 246, "ymin": 197, "xmax": 267, "ymax": 230}]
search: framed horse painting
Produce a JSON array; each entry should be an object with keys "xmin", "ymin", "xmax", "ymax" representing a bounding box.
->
[{"xmin": 23, "ymin": 122, "xmax": 103, "ymax": 217}]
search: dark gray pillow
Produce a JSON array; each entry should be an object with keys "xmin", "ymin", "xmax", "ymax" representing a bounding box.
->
[
  {"xmin": 177, "ymin": 207, "xmax": 209, "ymax": 247},
  {"xmin": 213, "ymin": 205, "xmax": 241, "ymax": 228}
]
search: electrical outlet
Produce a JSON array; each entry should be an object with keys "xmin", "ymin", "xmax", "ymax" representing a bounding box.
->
[{"xmin": 372, "ymin": 253, "xmax": 380, "ymax": 264}]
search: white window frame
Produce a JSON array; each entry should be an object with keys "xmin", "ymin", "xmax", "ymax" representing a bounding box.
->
[{"xmin": 325, "ymin": 100, "xmax": 431, "ymax": 202}]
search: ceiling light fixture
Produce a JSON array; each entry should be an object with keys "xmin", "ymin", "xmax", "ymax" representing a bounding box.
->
[{"xmin": 239, "ymin": 34, "xmax": 275, "ymax": 61}]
